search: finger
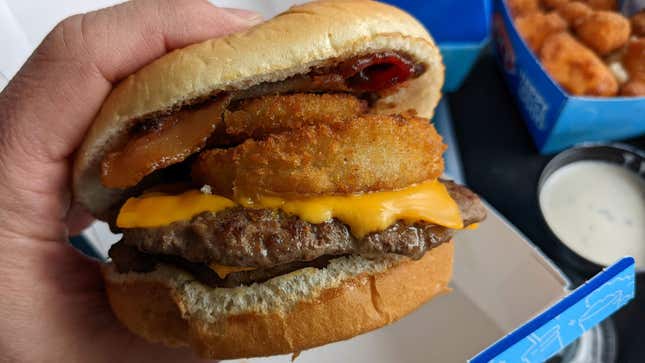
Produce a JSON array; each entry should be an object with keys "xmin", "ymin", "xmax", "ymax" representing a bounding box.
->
[
  {"xmin": 0, "ymin": 0, "xmax": 261, "ymax": 166},
  {"xmin": 0, "ymin": 0, "xmax": 260, "ymax": 242}
]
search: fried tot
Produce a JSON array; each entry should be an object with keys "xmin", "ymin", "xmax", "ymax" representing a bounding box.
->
[
  {"xmin": 540, "ymin": 32, "xmax": 618, "ymax": 96},
  {"xmin": 507, "ymin": 0, "xmax": 540, "ymax": 18},
  {"xmin": 577, "ymin": 0, "xmax": 617, "ymax": 11},
  {"xmin": 622, "ymin": 38, "xmax": 645, "ymax": 81},
  {"xmin": 193, "ymin": 114, "xmax": 446, "ymax": 199},
  {"xmin": 632, "ymin": 10, "xmax": 645, "ymax": 37},
  {"xmin": 555, "ymin": 2, "xmax": 593, "ymax": 27},
  {"xmin": 541, "ymin": 0, "xmax": 568, "ymax": 10},
  {"xmin": 620, "ymin": 80, "xmax": 645, "ymax": 96},
  {"xmin": 574, "ymin": 11, "xmax": 631, "ymax": 55},
  {"xmin": 224, "ymin": 93, "xmax": 367, "ymax": 138},
  {"xmin": 515, "ymin": 12, "xmax": 568, "ymax": 52}
]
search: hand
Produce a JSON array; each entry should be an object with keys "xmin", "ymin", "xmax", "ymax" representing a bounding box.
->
[{"xmin": 0, "ymin": 1, "xmax": 261, "ymax": 361}]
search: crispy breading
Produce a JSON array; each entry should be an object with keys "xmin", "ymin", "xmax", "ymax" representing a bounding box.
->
[
  {"xmin": 540, "ymin": 33, "xmax": 618, "ymax": 96},
  {"xmin": 577, "ymin": 0, "xmax": 617, "ymax": 11},
  {"xmin": 632, "ymin": 10, "xmax": 645, "ymax": 37},
  {"xmin": 515, "ymin": 12, "xmax": 567, "ymax": 52},
  {"xmin": 574, "ymin": 11, "xmax": 631, "ymax": 55},
  {"xmin": 224, "ymin": 93, "xmax": 367, "ymax": 138},
  {"xmin": 541, "ymin": 0, "xmax": 569, "ymax": 10},
  {"xmin": 555, "ymin": 2, "xmax": 593, "ymax": 27},
  {"xmin": 193, "ymin": 114, "xmax": 446, "ymax": 199},
  {"xmin": 507, "ymin": 0, "xmax": 540, "ymax": 18},
  {"xmin": 101, "ymin": 96, "xmax": 230, "ymax": 189},
  {"xmin": 192, "ymin": 148, "xmax": 236, "ymax": 198},
  {"xmin": 620, "ymin": 80, "xmax": 645, "ymax": 96},
  {"xmin": 622, "ymin": 38, "xmax": 645, "ymax": 81}
]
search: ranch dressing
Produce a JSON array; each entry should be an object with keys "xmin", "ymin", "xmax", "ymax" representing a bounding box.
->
[{"xmin": 539, "ymin": 161, "xmax": 645, "ymax": 269}]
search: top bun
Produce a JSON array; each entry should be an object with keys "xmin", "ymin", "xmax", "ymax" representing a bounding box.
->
[{"xmin": 73, "ymin": 0, "xmax": 444, "ymax": 216}]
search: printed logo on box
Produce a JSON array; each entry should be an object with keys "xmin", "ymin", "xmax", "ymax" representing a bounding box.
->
[
  {"xmin": 517, "ymin": 70, "xmax": 548, "ymax": 130},
  {"xmin": 472, "ymin": 257, "xmax": 635, "ymax": 363}
]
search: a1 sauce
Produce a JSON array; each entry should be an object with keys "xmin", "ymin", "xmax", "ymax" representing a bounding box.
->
[{"xmin": 539, "ymin": 161, "xmax": 645, "ymax": 268}]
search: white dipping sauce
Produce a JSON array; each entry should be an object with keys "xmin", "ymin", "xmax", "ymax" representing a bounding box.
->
[{"xmin": 539, "ymin": 161, "xmax": 645, "ymax": 269}]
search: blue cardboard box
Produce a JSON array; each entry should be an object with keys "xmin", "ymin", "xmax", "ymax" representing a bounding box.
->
[
  {"xmin": 493, "ymin": 0, "xmax": 645, "ymax": 154},
  {"xmin": 382, "ymin": 0, "xmax": 492, "ymax": 91}
]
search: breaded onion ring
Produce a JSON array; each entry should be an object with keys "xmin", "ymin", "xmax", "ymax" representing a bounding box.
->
[
  {"xmin": 224, "ymin": 93, "xmax": 367, "ymax": 138},
  {"xmin": 193, "ymin": 114, "xmax": 446, "ymax": 199},
  {"xmin": 101, "ymin": 96, "xmax": 230, "ymax": 189}
]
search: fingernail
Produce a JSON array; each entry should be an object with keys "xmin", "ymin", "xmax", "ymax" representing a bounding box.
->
[{"xmin": 222, "ymin": 8, "xmax": 263, "ymax": 25}]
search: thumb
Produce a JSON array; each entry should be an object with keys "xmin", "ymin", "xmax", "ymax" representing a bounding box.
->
[
  {"xmin": 0, "ymin": 0, "xmax": 261, "ymax": 242},
  {"xmin": 222, "ymin": 7, "xmax": 264, "ymax": 23},
  {"xmin": 0, "ymin": 0, "xmax": 263, "ymax": 165}
]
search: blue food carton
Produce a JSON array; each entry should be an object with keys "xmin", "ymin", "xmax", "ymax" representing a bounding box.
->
[
  {"xmin": 382, "ymin": 0, "xmax": 492, "ymax": 91},
  {"xmin": 493, "ymin": 0, "xmax": 645, "ymax": 154}
]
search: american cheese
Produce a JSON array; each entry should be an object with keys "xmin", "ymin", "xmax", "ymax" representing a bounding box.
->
[
  {"xmin": 116, "ymin": 191, "xmax": 235, "ymax": 228},
  {"xmin": 116, "ymin": 180, "xmax": 463, "ymax": 237},
  {"xmin": 465, "ymin": 223, "xmax": 479, "ymax": 230},
  {"xmin": 209, "ymin": 264, "xmax": 256, "ymax": 279}
]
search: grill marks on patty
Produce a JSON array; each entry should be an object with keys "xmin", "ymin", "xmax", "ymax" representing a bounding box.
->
[
  {"xmin": 120, "ymin": 212, "xmax": 453, "ymax": 267},
  {"xmin": 115, "ymin": 181, "xmax": 485, "ymax": 269}
]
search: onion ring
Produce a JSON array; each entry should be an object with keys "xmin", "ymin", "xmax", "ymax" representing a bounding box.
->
[
  {"xmin": 193, "ymin": 114, "xmax": 445, "ymax": 199},
  {"xmin": 101, "ymin": 96, "xmax": 230, "ymax": 189},
  {"xmin": 224, "ymin": 93, "xmax": 367, "ymax": 139}
]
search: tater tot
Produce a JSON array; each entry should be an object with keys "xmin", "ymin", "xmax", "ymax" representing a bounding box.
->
[
  {"xmin": 574, "ymin": 11, "xmax": 631, "ymax": 55},
  {"xmin": 620, "ymin": 80, "xmax": 645, "ymax": 96},
  {"xmin": 631, "ymin": 10, "xmax": 645, "ymax": 37},
  {"xmin": 541, "ymin": 0, "xmax": 569, "ymax": 10},
  {"xmin": 515, "ymin": 12, "xmax": 568, "ymax": 52},
  {"xmin": 540, "ymin": 33, "xmax": 618, "ymax": 96},
  {"xmin": 577, "ymin": 0, "xmax": 617, "ymax": 11},
  {"xmin": 556, "ymin": 2, "xmax": 593, "ymax": 27},
  {"xmin": 622, "ymin": 38, "xmax": 645, "ymax": 81},
  {"xmin": 507, "ymin": 0, "xmax": 540, "ymax": 18}
]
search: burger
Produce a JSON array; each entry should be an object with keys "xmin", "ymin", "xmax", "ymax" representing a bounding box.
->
[{"xmin": 72, "ymin": 0, "xmax": 486, "ymax": 359}]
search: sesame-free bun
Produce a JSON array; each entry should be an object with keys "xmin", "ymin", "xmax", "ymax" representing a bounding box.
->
[
  {"xmin": 102, "ymin": 242, "xmax": 453, "ymax": 359},
  {"xmin": 72, "ymin": 0, "xmax": 444, "ymax": 217}
]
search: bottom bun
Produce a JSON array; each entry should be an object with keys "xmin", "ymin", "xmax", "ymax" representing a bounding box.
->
[{"xmin": 102, "ymin": 241, "xmax": 453, "ymax": 359}]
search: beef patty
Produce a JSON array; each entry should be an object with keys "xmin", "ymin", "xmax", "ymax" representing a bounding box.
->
[
  {"xmin": 118, "ymin": 181, "xmax": 485, "ymax": 268},
  {"xmin": 109, "ymin": 241, "xmax": 339, "ymax": 288}
]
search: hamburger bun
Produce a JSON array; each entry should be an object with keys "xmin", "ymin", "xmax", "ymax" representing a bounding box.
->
[
  {"xmin": 71, "ymin": 1, "xmax": 473, "ymax": 359},
  {"xmin": 103, "ymin": 242, "xmax": 453, "ymax": 359}
]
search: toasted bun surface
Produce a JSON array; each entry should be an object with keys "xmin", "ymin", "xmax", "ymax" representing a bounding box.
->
[
  {"xmin": 73, "ymin": 0, "xmax": 444, "ymax": 216},
  {"xmin": 103, "ymin": 242, "xmax": 453, "ymax": 359}
]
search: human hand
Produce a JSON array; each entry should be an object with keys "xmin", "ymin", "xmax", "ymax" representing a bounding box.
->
[{"xmin": 0, "ymin": 1, "xmax": 260, "ymax": 361}]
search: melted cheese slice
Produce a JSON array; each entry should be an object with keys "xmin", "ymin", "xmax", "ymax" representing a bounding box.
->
[
  {"xmin": 117, "ymin": 191, "xmax": 235, "ymax": 228},
  {"xmin": 116, "ymin": 180, "xmax": 463, "ymax": 238},
  {"xmin": 209, "ymin": 264, "xmax": 256, "ymax": 279}
]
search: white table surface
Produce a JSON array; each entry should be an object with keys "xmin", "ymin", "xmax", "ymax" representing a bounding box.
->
[{"xmin": 0, "ymin": 0, "xmax": 301, "ymax": 89}]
